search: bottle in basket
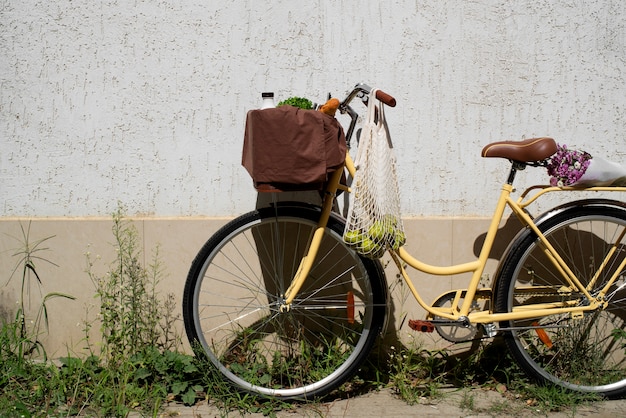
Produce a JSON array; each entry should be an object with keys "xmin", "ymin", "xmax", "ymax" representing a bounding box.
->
[{"xmin": 261, "ymin": 92, "xmax": 275, "ymax": 109}]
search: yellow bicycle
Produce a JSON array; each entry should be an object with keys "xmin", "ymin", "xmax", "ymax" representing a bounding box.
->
[{"xmin": 183, "ymin": 83, "xmax": 626, "ymax": 399}]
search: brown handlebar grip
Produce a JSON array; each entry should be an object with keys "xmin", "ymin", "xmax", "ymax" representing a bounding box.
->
[{"xmin": 375, "ymin": 90, "xmax": 396, "ymax": 107}]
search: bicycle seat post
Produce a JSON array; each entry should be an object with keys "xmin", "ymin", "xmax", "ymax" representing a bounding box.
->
[{"xmin": 507, "ymin": 161, "xmax": 527, "ymax": 185}]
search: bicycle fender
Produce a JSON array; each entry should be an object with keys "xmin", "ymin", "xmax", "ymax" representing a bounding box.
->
[{"xmin": 490, "ymin": 198, "xmax": 626, "ymax": 305}]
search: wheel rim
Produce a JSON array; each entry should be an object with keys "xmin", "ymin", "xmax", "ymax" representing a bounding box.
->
[
  {"xmin": 506, "ymin": 213, "xmax": 626, "ymax": 393},
  {"xmin": 189, "ymin": 214, "xmax": 378, "ymax": 398}
]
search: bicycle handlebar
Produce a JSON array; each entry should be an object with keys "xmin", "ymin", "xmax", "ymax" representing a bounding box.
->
[
  {"xmin": 339, "ymin": 83, "xmax": 396, "ymax": 145},
  {"xmin": 339, "ymin": 83, "xmax": 396, "ymax": 109},
  {"xmin": 375, "ymin": 90, "xmax": 396, "ymax": 107}
]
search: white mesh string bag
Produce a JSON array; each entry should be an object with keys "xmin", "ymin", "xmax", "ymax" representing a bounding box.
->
[{"xmin": 343, "ymin": 89, "xmax": 405, "ymax": 258}]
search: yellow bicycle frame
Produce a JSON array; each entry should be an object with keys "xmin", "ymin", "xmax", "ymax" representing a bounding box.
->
[{"xmin": 282, "ymin": 152, "xmax": 626, "ymax": 325}]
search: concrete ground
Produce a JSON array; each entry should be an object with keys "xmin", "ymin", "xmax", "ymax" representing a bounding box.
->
[{"xmin": 144, "ymin": 387, "xmax": 626, "ymax": 418}]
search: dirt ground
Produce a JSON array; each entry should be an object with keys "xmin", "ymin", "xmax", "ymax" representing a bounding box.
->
[{"xmin": 147, "ymin": 387, "xmax": 626, "ymax": 418}]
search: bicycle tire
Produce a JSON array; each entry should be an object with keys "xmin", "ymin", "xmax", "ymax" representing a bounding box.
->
[
  {"xmin": 495, "ymin": 204, "xmax": 626, "ymax": 398},
  {"xmin": 183, "ymin": 204, "xmax": 387, "ymax": 399}
]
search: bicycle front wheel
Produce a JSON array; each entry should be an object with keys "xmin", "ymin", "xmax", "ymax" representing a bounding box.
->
[
  {"xmin": 495, "ymin": 204, "xmax": 626, "ymax": 398},
  {"xmin": 182, "ymin": 204, "xmax": 387, "ymax": 399}
]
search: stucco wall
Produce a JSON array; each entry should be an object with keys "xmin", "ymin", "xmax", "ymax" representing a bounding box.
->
[{"xmin": 2, "ymin": 0, "xmax": 624, "ymax": 217}]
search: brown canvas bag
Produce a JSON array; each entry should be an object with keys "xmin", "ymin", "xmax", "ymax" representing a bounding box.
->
[{"xmin": 242, "ymin": 106, "xmax": 347, "ymax": 191}]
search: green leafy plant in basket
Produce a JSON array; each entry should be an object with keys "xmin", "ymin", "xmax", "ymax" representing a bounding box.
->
[{"xmin": 277, "ymin": 96, "xmax": 314, "ymax": 109}]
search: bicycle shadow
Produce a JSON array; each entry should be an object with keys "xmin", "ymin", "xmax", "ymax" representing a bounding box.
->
[{"xmin": 472, "ymin": 214, "xmax": 524, "ymax": 261}]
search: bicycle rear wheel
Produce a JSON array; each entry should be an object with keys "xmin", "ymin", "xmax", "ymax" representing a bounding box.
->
[
  {"xmin": 183, "ymin": 204, "xmax": 387, "ymax": 399},
  {"xmin": 495, "ymin": 204, "xmax": 626, "ymax": 398}
]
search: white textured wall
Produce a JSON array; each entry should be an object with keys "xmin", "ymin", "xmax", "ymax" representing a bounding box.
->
[{"xmin": 2, "ymin": 0, "xmax": 625, "ymax": 217}]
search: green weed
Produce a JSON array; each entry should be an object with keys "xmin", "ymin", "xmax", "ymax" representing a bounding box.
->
[
  {"xmin": 4, "ymin": 222, "xmax": 75, "ymax": 358},
  {"xmin": 0, "ymin": 222, "xmax": 77, "ymax": 416},
  {"xmin": 387, "ymin": 342, "xmax": 448, "ymax": 404},
  {"xmin": 459, "ymin": 390, "xmax": 475, "ymax": 411},
  {"xmin": 0, "ymin": 211, "xmax": 205, "ymax": 417},
  {"xmin": 80, "ymin": 206, "xmax": 196, "ymax": 416}
]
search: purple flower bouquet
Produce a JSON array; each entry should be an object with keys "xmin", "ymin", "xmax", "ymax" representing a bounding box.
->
[{"xmin": 547, "ymin": 144, "xmax": 626, "ymax": 187}]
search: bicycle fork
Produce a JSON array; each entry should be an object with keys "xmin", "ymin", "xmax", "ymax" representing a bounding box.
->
[{"xmin": 279, "ymin": 167, "xmax": 346, "ymax": 312}]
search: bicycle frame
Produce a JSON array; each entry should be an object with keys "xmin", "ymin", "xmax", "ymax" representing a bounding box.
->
[
  {"xmin": 281, "ymin": 85, "xmax": 626, "ymax": 329},
  {"xmin": 283, "ymin": 159, "xmax": 626, "ymax": 326}
]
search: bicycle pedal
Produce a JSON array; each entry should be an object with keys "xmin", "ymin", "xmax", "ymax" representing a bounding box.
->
[{"xmin": 408, "ymin": 319, "xmax": 435, "ymax": 333}]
